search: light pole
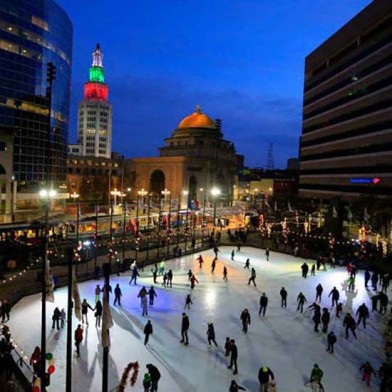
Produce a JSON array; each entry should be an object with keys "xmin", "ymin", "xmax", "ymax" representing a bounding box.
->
[
  {"xmin": 211, "ymin": 187, "xmax": 221, "ymax": 227},
  {"xmin": 200, "ymin": 188, "xmax": 206, "ymax": 227},
  {"xmin": 110, "ymin": 188, "xmax": 121, "ymax": 206},
  {"xmin": 161, "ymin": 188, "xmax": 170, "ymax": 229},
  {"xmin": 183, "ymin": 190, "xmax": 189, "ymax": 229},
  {"xmin": 39, "ymin": 188, "xmax": 57, "ymax": 392}
]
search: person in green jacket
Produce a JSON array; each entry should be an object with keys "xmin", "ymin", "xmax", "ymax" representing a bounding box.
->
[
  {"xmin": 309, "ymin": 364, "xmax": 324, "ymax": 391},
  {"xmin": 143, "ymin": 372, "xmax": 151, "ymax": 392}
]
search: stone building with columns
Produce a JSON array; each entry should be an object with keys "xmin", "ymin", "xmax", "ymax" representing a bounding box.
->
[{"xmin": 128, "ymin": 106, "xmax": 240, "ymax": 206}]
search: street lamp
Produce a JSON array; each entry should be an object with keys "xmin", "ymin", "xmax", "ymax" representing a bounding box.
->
[
  {"xmin": 39, "ymin": 188, "xmax": 57, "ymax": 392},
  {"xmin": 161, "ymin": 188, "xmax": 170, "ymax": 229},
  {"xmin": 183, "ymin": 190, "xmax": 189, "ymax": 229},
  {"xmin": 211, "ymin": 187, "xmax": 221, "ymax": 227},
  {"xmin": 70, "ymin": 191, "xmax": 79, "ymax": 203},
  {"xmin": 110, "ymin": 188, "xmax": 122, "ymax": 206}
]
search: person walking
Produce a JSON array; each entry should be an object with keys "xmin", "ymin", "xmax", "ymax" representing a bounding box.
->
[
  {"xmin": 301, "ymin": 262, "xmax": 309, "ymax": 278},
  {"xmin": 259, "ymin": 293, "xmax": 268, "ymax": 316},
  {"xmin": 144, "ymin": 320, "xmax": 153, "ymax": 345},
  {"xmin": 74, "ymin": 324, "xmax": 83, "ymax": 358},
  {"xmin": 81, "ymin": 299, "xmax": 93, "ymax": 325},
  {"xmin": 190, "ymin": 274, "xmax": 199, "ymax": 289},
  {"xmin": 227, "ymin": 339, "xmax": 238, "ymax": 375},
  {"xmin": 146, "ymin": 363, "xmax": 161, "ymax": 392},
  {"xmin": 315, "ymin": 284, "xmax": 323, "ymax": 302},
  {"xmin": 240, "ymin": 308, "xmax": 251, "ymax": 333},
  {"xmin": 265, "ymin": 248, "xmax": 270, "ymax": 261},
  {"xmin": 30, "ymin": 346, "xmax": 41, "ymax": 374},
  {"xmin": 343, "ymin": 313, "xmax": 357, "ymax": 339},
  {"xmin": 180, "ymin": 313, "xmax": 190, "ymax": 345},
  {"xmin": 326, "ymin": 331, "xmax": 337, "ymax": 353},
  {"xmin": 309, "ymin": 302, "xmax": 321, "ymax": 332},
  {"xmin": 223, "ymin": 266, "xmax": 228, "ymax": 281},
  {"xmin": 297, "ymin": 292, "xmax": 307, "ymax": 313},
  {"xmin": 167, "ymin": 269, "xmax": 173, "ymax": 288},
  {"xmin": 1, "ymin": 300, "xmax": 11, "ymax": 323},
  {"xmin": 184, "ymin": 294, "xmax": 193, "ymax": 310},
  {"xmin": 244, "ymin": 258, "xmax": 250, "ymax": 269},
  {"xmin": 52, "ymin": 307, "xmax": 61, "ymax": 330},
  {"xmin": 359, "ymin": 361, "xmax": 377, "ymax": 387},
  {"xmin": 211, "ymin": 257, "xmax": 217, "ymax": 273},
  {"xmin": 248, "ymin": 267, "xmax": 256, "ymax": 287},
  {"xmin": 114, "ymin": 283, "xmax": 122, "ymax": 306},
  {"xmin": 321, "ymin": 308, "xmax": 330, "ymax": 333},
  {"xmin": 356, "ymin": 303, "xmax": 369, "ymax": 328},
  {"xmin": 309, "ymin": 364, "xmax": 324, "ymax": 391},
  {"xmin": 258, "ymin": 365, "xmax": 275, "ymax": 392},
  {"xmin": 60, "ymin": 308, "xmax": 66, "ymax": 329},
  {"xmin": 206, "ymin": 322, "xmax": 218, "ymax": 346},
  {"xmin": 148, "ymin": 286, "xmax": 157, "ymax": 306},
  {"xmin": 280, "ymin": 287, "xmax": 288, "ymax": 308},
  {"xmin": 94, "ymin": 300, "xmax": 103, "ymax": 327},
  {"xmin": 328, "ymin": 287, "xmax": 340, "ymax": 307}
]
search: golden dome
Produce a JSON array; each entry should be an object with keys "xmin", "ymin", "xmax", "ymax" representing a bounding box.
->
[{"xmin": 178, "ymin": 105, "xmax": 215, "ymax": 129}]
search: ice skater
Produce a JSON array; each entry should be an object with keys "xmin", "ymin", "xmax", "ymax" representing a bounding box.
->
[
  {"xmin": 248, "ymin": 267, "xmax": 256, "ymax": 287},
  {"xmin": 224, "ymin": 337, "xmax": 231, "ymax": 357},
  {"xmin": 60, "ymin": 308, "xmax": 66, "ymax": 329},
  {"xmin": 143, "ymin": 320, "xmax": 153, "ymax": 345},
  {"xmin": 343, "ymin": 313, "xmax": 357, "ymax": 339},
  {"xmin": 94, "ymin": 285, "xmax": 102, "ymax": 303},
  {"xmin": 206, "ymin": 322, "xmax": 218, "ymax": 346},
  {"xmin": 326, "ymin": 331, "xmax": 337, "ymax": 353},
  {"xmin": 315, "ymin": 283, "xmax": 323, "ymax": 302},
  {"xmin": 227, "ymin": 339, "xmax": 238, "ymax": 375},
  {"xmin": 231, "ymin": 250, "xmax": 235, "ymax": 260},
  {"xmin": 159, "ymin": 259, "xmax": 166, "ymax": 275},
  {"xmin": 321, "ymin": 308, "xmax": 330, "ymax": 333},
  {"xmin": 190, "ymin": 274, "xmax": 199, "ymax": 289},
  {"xmin": 167, "ymin": 269, "xmax": 173, "ymax": 288},
  {"xmin": 146, "ymin": 363, "xmax": 161, "ymax": 392},
  {"xmin": 223, "ymin": 266, "xmax": 228, "ymax": 281},
  {"xmin": 152, "ymin": 264, "xmax": 158, "ymax": 283},
  {"xmin": 297, "ymin": 292, "xmax": 307, "ymax": 313},
  {"xmin": 244, "ymin": 258, "xmax": 250, "ymax": 269},
  {"xmin": 114, "ymin": 283, "xmax": 122, "ymax": 306},
  {"xmin": 356, "ymin": 303, "xmax": 369, "ymax": 328},
  {"xmin": 197, "ymin": 255, "xmax": 204, "ymax": 268},
  {"xmin": 148, "ymin": 286, "xmax": 157, "ymax": 306},
  {"xmin": 74, "ymin": 324, "xmax": 83, "ymax": 358},
  {"xmin": 280, "ymin": 287, "xmax": 287, "ymax": 308},
  {"xmin": 129, "ymin": 266, "xmax": 140, "ymax": 285},
  {"xmin": 52, "ymin": 307, "xmax": 61, "ymax": 330},
  {"xmin": 94, "ymin": 299, "xmax": 103, "ymax": 327},
  {"xmin": 308, "ymin": 302, "xmax": 321, "ymax": 332},
  {"xmin": 259, "ymin": 293, "xmax": 268, "ymax": 316},
  {"xmin": 328, "ymin": 286, "xmax": 340, "ymax": 307},
  {"xmin": 229, "ymin": 380, "xmax": 246, "ymax": 391},
  {"xmin": 258, "ymin": 365, "xmax": 275, "ymax": 392},
  {"xmin": 301, "ymin": 262, "xmax": 309, "ymax": 278},
  {"xmin": 359, "ymin": 361, "xmax": 377, "ymax": 387},
  {"xmin": 211, "ymin": 257, "xmax": 216, "ymax": 273},
  {"xmin": 184, "ymin": 294, "xmax": 193, "ymax": 310},
  {"xmin": 240, "ymin": 308, "xmax": 251, "ymax": 333},
  {"xmin": 81, "ymin": 299, "xmax": 93, "ymax": 325},
  {"xmin": 265, "ymin": 248, "xmax": 270, "ymax": 261},
  {"xmin": 180, "ymin": 313, "xmax": 190, "ymax": 345}
]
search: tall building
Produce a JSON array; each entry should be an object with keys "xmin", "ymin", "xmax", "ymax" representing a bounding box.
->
[
  {"xmin": 0, "ymin": 0, "xmax": 73, "ymax": 222},
  {"xmin": 76, "ymin": 44, "xmax": 112, "ymax": 159},
  {"xmin": 299, "ymin": 0, "xmax": 392, "ymax": 200}
]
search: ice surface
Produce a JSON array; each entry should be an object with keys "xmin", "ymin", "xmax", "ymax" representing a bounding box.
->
[{"xmin": 7, "ymin": 247, "xmax": 385, "ymax": 391}]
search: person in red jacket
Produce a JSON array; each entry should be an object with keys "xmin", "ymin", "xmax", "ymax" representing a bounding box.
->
[
  {"xmin": 190, "ymin": 274, "xmax": 199, "ymax": 289},
  {"xmin": 74, "ymin": 324, "xmax": 83, "ymax": 358},
  {"xmin": 360, "ymin": 361, "xmax": 377, "ymax": 386}
]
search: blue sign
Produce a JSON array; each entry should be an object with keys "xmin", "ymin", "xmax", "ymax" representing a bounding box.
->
[{"xmin": 349, "ymin": 177, "xmax": 381, "ymax": 184}]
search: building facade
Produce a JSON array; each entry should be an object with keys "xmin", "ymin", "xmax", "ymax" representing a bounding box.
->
[
  {"xmin": 76, "ymin": 44, "xmax": 112, "ymax": 159},
  {"xmin": 129, "ymin": 106, "xmax": 239, "ymax": 206},
  {"xmin": 299, "ymin": 0, "xmax": 392, "ymax": 201},
  {"xmin": 0, "ymin": 0, "xmax": 73, "ymax": 222}
]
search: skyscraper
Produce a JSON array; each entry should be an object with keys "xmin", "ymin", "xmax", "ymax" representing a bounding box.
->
[
  {"xmin": 77, "ymin": 44, "xmax": 112, "ymax": 159},
  {"xmin": 0, "ymin": 0, "xmax": 73, "ymax": 221}
]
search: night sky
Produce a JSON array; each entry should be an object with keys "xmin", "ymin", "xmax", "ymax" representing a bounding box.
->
[{"xmin": 57, "ymin": 0, "xmax": 370, "ymax": 168}]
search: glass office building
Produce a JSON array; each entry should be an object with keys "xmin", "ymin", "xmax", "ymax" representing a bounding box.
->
[{"xmin": 0, "ymin": 0, "xmax": 73, "ymax": 192}]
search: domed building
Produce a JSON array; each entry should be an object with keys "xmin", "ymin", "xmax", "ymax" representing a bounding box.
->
[{"xmin": 129, "ymin": 106, "xmax": 239, "ymax": 206}]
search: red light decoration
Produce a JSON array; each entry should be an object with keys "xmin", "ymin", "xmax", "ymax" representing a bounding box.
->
[
  {"xmin": 84, "ymin": 82, "xmax": 108, "ymax": 101},
  {"xmin": 48, "ymin": 365, "xmax": 55, "ymax": 374}
]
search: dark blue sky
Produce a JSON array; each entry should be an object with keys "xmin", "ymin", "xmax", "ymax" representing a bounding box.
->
[{"xmin": 57, "ymin": 0, "xmax": 370, "ymax": 168}]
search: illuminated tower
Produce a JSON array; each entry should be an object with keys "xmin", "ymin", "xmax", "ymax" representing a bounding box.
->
[{"xmin": 77, "ymin": 43, "xmax": 112, "ymax": 158}]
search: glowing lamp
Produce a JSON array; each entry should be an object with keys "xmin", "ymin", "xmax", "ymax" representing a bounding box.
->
[{"xmin": 48, "ymin": 365, "xmax": 55, "ymax": 374}]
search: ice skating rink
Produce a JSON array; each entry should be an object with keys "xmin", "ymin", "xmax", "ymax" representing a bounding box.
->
[{"xmin": 7, "ymin": 247, "xmax": 385, "ymax": 391}]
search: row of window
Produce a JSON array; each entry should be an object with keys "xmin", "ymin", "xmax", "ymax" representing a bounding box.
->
[
  {"xmin": 300, "ymin": 164, "xmax": 391, "ymax": 176},
  {"xmin": 68, "ymin": 167, "xmax": 118, "ymax": 175},
  {"xmin": 299, "ymin": 183, "xmax": 390, "ymax": 196}
]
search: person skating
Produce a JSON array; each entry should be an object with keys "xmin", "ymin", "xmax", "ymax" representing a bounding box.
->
[
  {"xmin": 206, "ymin": 322, "xmax": 218, "ymax": 346},
  {"xmin": 301, "ymin": 262, "xmax": 309, "ymax": 278},
  {"xmin": 60, "ymin": 308, "xmax": 66, "ymax": 329},
  {"xmin": 336, "ymin": 302, "xmax": 343, "ymax": 318},
  {"xmin": 364, "ymin": 269, "xmax": 371, "ymax": 288},
  {"xmin": 229, "ymin": 379, "xmax": 246, "ymax": 391},
  {"xmin": 159, "ymin": 259, "xmax": 166, "ymax": 275},
  {"xmin": 211, "ymin": 257, "xmax": 217, "ymax": 273},
  {"xmin": 81, "ymin": 299, "xmax": 93, "ymax": 325},
  {"xmin": 265, "ymin": 248, "xmax": 270, "ymax": 261},
  {"xmin": 190, "ymin": 274, "xmax": 199, "ymax": 289},
  {"xmin": 74, "ymin": 324, "xmax": 83, "ymax": 358},
  {"xmin": 94, "ymin": 300, "xmax": 103, "ymax": 327},
  {"xmin": 309, "ymin": 364, "xmax": 324, "ymax": 391},
  {"xmin": 379, "ymin": 292, "xmax": 389, "ymax": 314},
  {"xmin": 142, "ymin": 372, "xmax": 152, "ymax": 392},
  {"xmin": 248, "ymin": 267, "xmax": 256, "ymax": 287},
  {"xmin": 321, "ymin": 308, "xmax": 330, "ymax": 333},
  {"xmin": 356, "ymin": 303, "xmax": 369, "ymax": 328},
  {"xmin": 162, "ymin": 272, "xmax": 168, "ymax": 287},
  {"xmin": 280, "ymin": 287, "xmax": 288, "ymax": 308},
  {"xmin": 141, "ymin": 296, "xmax": 148, "ymax": 316},
  {"xmin": 259, "ymin": 293, "xmax": 268, "ymax": 316},
  {"xmin": 167, "ymin": 269, "xmax": 173, "ymax": 288},
  {"xmin": 348, "ymin": 275, "xmax": 355, "ymax": 291},
  {"xmin": 244, "ymin": 258, "xmax": 250, "ymax": 269},
  {"xmin": 371, "ymin": 294, "xmax": 380, "ymax": 312},
  {"xmin": 371, "ymin": 271, "xmax": 378, "ymax": 291},
  {"xmin": 309, "ymin": 302, "xmax": 321, "ymax": 332},
  {"xmin": 297, "ymin": 292, "xmax": 307, "ymax": 313},
  {"xmin": 258, "ymin": 365, "xmax": 275, "ymax": 392},
  {"xmin": 328, "ymin": 286, "xmax": 340, "ymax": 307},
  {"xmin": 213, "ymin": 245, "xmax": 220, "ymax": 258},
  {"xmin": 137, "ymin": 286, "xmax": 148, "ymax": 305},
  {"xmin": 231, "ymin": 250, "xmax": 235, "ymax": 261},
  {"xmin": 180, "ymin": 313, "xmax": 190, "ymax": 345},
  {"xmin": 148, "ymin": 286, "xmax": 157, "ymax": 306},
  {"xmin": 326, "ymin": 331, "xmax": 337, "ymax": 353},
  {"xmin": 197, "ymin": 254, "xmax": 204, "ymax": 268},
  {"xmin": 227, "ymin": 339, "xmax": 238, "ymax": 375},
  {"xmin": 94, "ymin": 284, "xmax": 103, "ymax": 303},
  {"xmin": 224, "ymin": 337, "xmax": 231, "ymax": 357},
  {"xmin": 146, "ymin": 363, "xmax": 161, "ymax": 392},
  {"xmin": 343, "ymin": 313, "xmax": 357, "ymax": 339},
  {"xmin": 359, "ymin": 361, "xmax": 377, "ymax": 387},
  {"xmin": 52, "ymin": 307, "xmax": 61, "ymax": 330},
  {"xmin": 184, "ymin": 294, "xmax": 193, "ymax": 310},
  {"xmin": 315, "ymin": 283, "xmax": 323, "ymax": 302},
  {"xmin": 152, "ymin": 264, "xmax": 158, "ymax": 284},
  {"xmin": 129, "ymin": 266, "xmax": 140, "ymax": 285},
  {"xmin": 114, "ymin": 283, "xmax": 122, "ymax": 306},
  {"xmin": 223, "ymin": 266, "xmax": 228, "ymax": 281},
  {"xmin": 310, "ymin": 264, "xmax": 316, "ymax": 276},
  {"xmin": 240, "ymin": 308, "xmax": 251, "ymax": 333},
  {"xmin": 144, "ymin": 320, "xmax": 153, "ymax": 345}
]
